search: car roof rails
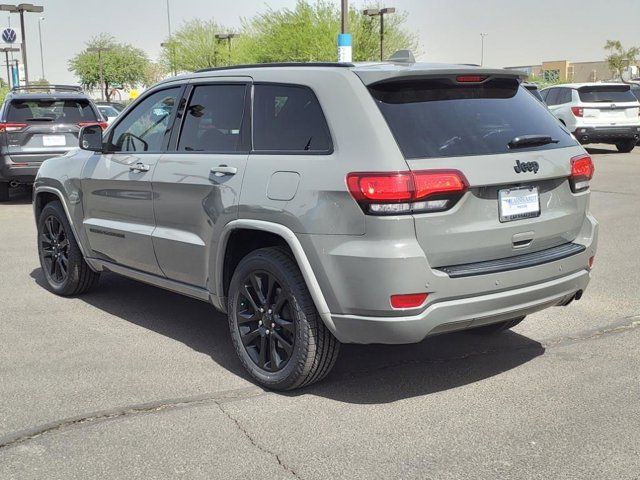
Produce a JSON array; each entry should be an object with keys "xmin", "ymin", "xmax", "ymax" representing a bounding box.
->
[
  {"xmin": 10, "ymin": 84, "xmax": 84, "ymax": 93},
  {"xmin": 387, "ymin": 50, "xmax": 416, "ymax": 64}
]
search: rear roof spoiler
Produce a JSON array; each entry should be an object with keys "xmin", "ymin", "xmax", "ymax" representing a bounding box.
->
[
  {"xmin": 10, "ymin": 84, "xmax": 84, "ymax": 93},
  {"xmin": 354, "ymin": 66, "xmax": 528, "ymax": 86}
]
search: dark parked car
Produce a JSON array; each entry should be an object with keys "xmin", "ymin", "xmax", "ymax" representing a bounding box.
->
[{"xmin": 0, "ymin": 85, "xmax": 106, "ymax": 201}]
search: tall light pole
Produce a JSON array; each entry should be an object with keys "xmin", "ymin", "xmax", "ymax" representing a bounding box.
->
[
  {"xmin": 363, "ymin": 7, "xmax": 396, "ymax": 61},
  {"xmin": 337, "ymin": 0, "xmax": 352, "ymax": 62},
  {"xmin": 87, "ymin": 47, "xmax": 112, "ymax": 101},
  {"xmin": 0, "ymin": 3, "xmax": 45, "ymax": 85},
  {"xmin": 0, "ymin": 46, "xmax": 19, "ymax": 87},
  {"xmin": 480, "ymin": 33, "xmax": 488, "ymax": 66},
  {"xmin": 37, "ymin": 16, "xmax": 43, "ymax": 80}
]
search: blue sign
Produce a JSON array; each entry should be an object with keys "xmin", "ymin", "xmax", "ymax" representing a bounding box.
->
[{"xmin": 2, "ymin": 28, "xmax": 17, "ymax": 44}]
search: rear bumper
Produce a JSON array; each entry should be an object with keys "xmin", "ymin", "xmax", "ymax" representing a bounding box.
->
[
  {"xmin": 573, "ymin": 125, "xmax": 640, "ymax": 144},
  {"xmin": 0, "ymin": 152, "xmax": 69, "ymax": 183},
  {"xmin": 330, "ymin": 269, "xmax": 590, "ymax": 344}
]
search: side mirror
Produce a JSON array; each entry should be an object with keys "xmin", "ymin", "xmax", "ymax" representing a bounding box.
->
[{"xmin": 79, "ymin": 125, "xmax": 104, "ymax": 152}]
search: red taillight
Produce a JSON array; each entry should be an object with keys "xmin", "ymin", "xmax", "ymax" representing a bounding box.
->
[
  {"xmin": 456, "ymin": 75, "xmax": 487, "ymax": 83},
  {"xmin": 347, "ymin": 170, "xmax": 468, "ymax": 215},
  {"xmin": 588, "ymin": 256, "xmax": 595, "ymax": 269},
  {"xmin": 78, "ymin": 121, "xmax": 109, "ymax": 131},
  {"xmin": 0, "ymin": 122, "xmax": 27, "ymax": 132},
  {"xmin": 390, "ymin": 293, "xmax": 428, "ymax": 309},
  {"xmin": 570, "ymin": 154, "xmax": 594, "ymax": 193},
  {"xmin": 571, "ymin": 106, "xmax": 584, "ymax": 117}
]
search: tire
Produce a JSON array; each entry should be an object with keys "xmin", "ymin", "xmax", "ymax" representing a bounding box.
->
[
  {"xmin": 227, "ymin": 247, "xmax": 340, "ymax": 390},
  {"xmin": 616, "ymin": 140, "xmax": 635, "ymax": 153},
  {"xmin": 470, "ymin": 316, "xmax": 526, "ymax": 335},
  {"xmin": 37, "ymin": 201, "xmax": 100, "ymax": 296},
  {"xmin": 0, "ymin": 182, "xmax": 8, "ymax": 202}
]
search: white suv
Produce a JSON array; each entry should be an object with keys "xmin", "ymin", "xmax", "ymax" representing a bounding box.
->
[{"xmin": 541, "ymin": 83, "xmax": 640, "ymax": 152}]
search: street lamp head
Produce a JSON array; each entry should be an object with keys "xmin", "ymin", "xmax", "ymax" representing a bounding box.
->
[
  {"xmin": 363, "ymin": 8, "xmax": 380, "ymax": 16},
  {"xmin": 380, "ymin": 7, "xmax": 396, "ymax": 14},
  {"xmin": 0, "ymin": 4, "xmax": 18, "ymax": 12},
  {"xmin": 17, "ymin": 3, "xmax": 44, "ymax": 12}
]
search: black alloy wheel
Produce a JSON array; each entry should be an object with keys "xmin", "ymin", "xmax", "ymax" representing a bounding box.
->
[
  {"xmin": 236, "ymin": 270, "xmax": 296, "ymax": 372},
  {"xmin": 40, "ymin": 214, "xmax": 70, "ymax": 285}
]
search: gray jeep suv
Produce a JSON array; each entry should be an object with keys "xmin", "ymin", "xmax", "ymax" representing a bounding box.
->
[
  {"xmin": 33, "ymin": 62, "xmax": 598, "ymax": 390},
  {"xmin": 0, "ymin": 85, "xmax": 106, "ymax": 201}
]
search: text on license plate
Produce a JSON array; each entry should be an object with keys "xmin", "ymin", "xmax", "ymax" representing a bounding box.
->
[
  {"xmin": 42, "ymin": 135, "xmax": 66, "ymax": 147},
  {"xmin": 498, "ymin": 187, "xmax": 540, "ymax": 222}
]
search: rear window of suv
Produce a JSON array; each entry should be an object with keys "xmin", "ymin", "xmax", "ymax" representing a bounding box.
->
[
  {"xmin": 577, "ymin": 85, "xmax": 637, "ymax": 103},
  {"xmin": 369, "ymin": 78, "xmax": 576, "ymax": 159},
  {"xmin": 6, "ymin": 98, "xmax": 98, "ymax": 124}
]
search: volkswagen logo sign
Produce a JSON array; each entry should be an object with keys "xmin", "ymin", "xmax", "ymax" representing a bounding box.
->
[{"xmin": 2, "ymin": 28, "xmax": 17, "ymax": 44}]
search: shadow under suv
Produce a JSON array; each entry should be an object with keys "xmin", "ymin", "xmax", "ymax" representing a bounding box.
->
[
  {"xmin": 0, "ymin": 85, "xmax": 106, "ymax": 201},
  {"xmin": 33, "ymin": 61, "xmax": 598, "ymax": 390}
]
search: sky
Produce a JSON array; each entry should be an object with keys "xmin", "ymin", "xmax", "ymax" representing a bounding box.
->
[{"xmin": 3, "ymin": 0, "xmax": 640, "ymax": 85}]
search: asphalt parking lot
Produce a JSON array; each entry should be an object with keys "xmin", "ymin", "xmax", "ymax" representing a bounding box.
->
[{"xmin": 1, "ymin": 145, "xmax": 639, "ymax": 479}]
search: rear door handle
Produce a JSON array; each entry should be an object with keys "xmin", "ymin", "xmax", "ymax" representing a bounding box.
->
[
  {"xmin": 129, "ymin": 162, "xmax": 150, "ymax": 173},
  {"xmin": 210, "ymin": 165, "xmax": 238, "ymax": 177}
]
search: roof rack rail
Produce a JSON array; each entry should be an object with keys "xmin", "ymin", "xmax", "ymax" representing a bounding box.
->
[
  {"xmin": 10, "ymin": 84, "xmax": 84, "ymax": 93},
  {"xmin": 196, "ymin": 62, "xmax": 354, "ymax": 73}
]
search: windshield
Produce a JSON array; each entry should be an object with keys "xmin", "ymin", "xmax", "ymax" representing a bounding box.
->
[
  {"xmin": 7, "ymin": 98, "xmax": 98, "ymax": 124},
  {"xmin": 99, "ymin": 106, "xmax": 119, "ymax": 117},
  {"xmin": 369, "ymin": 78, "xmax": 576, "ymax": 159},
  {"xmin": 578, "ymin": 86, "xmax": 637, "ymax": 103}
]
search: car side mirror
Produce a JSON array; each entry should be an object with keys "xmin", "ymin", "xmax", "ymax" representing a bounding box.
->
[{"xmin": 79, "ymin": 125, "xmax": 104, "ymax": 152}]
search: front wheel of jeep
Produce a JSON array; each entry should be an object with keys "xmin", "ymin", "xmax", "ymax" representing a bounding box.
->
[
  {"xmin": 227, "ymin": 247, "xmax": 340, "ymax": 390},
  {"xmin": 37, "ymin": 201, "xmax": 100, "ymax": 296}
]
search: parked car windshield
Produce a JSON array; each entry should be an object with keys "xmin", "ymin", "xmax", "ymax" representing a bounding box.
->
[
  {"xmin": 577, "ymin": 85, "xmax": 637, "ymax": 103},
  {"xmin": 6, "ymin": 98, "xmax": 98, "ymax": 124},
  {"xmin": 369, "ymin": 78, "xmax": 575, "ymax": 159}
]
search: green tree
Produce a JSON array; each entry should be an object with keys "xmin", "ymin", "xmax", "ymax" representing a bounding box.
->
[
  {"xmin": 69, "ymin": 33, "xmax": 149, "ymax": 101},
  {"xmin": 143, "ymin": 62, "xmax": 168, "ymax": 87},
  {"xmin": 604, "ymin": 40, "xmax": 640, "ymax": 81},
  {"xmin": 236, "ymin": 1, "xmax": 418, "ymax": 64},
  {"xmin": 161, "ymin": 19, "xmax": 233, "ymax": 72}
]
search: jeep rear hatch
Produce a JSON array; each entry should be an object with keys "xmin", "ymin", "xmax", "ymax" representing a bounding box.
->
[{"xmin": 360, "ymin": 73, "xmax": 591, "ymax": 269}]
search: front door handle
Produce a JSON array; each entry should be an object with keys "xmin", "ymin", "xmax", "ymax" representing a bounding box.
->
[
  {"xmin": 129, "ymin": 162, "xmax": 150, "ymax": 173},
  {"xmin": 210, "ymin": 165, "xmax": 238, "ymax": 178}
]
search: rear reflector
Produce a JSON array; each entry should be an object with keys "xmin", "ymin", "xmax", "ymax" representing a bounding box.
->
[
  {"xmin": 0, "ymin": 122, "xmax": 27, "ymax": 132},
  {"xmin": 571, "ymin": 106, "xmax": 584, "ymax": 117},
  {"xmin": 390, "ymin": 293, "xmax": 428, "ymax": 309},
  {"xmin": 347, "ymin": 170, "xmax": 468, "ymax": 215},
  {"xmin": 570, "ymin": 154, "xmax": 594, "ymax": 193},
  {"xmin": 588, "ymin": 256, "xmax": 595, "ymax": 269}
]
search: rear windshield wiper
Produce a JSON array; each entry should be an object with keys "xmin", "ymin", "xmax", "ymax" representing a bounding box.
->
[{"xmin": 508, "ymin": 135, "xmax": 559, "ymax": 149}]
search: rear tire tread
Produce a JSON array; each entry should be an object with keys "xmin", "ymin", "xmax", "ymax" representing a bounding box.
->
[{"xmin": 228, "ymin": 247, "xmax": 339, "ymax": 390}]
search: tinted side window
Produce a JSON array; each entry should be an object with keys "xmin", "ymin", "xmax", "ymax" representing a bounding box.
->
[
  {"xmin": 178, "ymin": 84, "xmax": 248, "ymax": 152},
  {"xmin": 545, "ymin": 88, "xmax": 560, "ymax": 106},
  {"xmin": 253, "ymin": 84, "xmax": 332, "ymax": 153},
  {"xmin": 558, "ymin": 88, "xmax": 572, "ymax": 104},
  {"xmin": 109, "ymin": 88, "xmax": 180, "ymax": 152}
]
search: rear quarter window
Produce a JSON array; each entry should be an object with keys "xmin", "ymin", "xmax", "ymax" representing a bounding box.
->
[
  {"xmin": 6, "ymin": 98, "xmax": 97, "ymax": 124},
  {"xmin": 252, "ymin": 84, "xmax": 332, "ymax": 153},
  {"xmin": 369, "ymin": 78, "xmax": 576, "ymax": 159}
]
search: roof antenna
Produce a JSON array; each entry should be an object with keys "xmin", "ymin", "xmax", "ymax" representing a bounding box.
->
[{"xmin": 387, "ymin": 50, "xmax": 416, "ymax": 63}]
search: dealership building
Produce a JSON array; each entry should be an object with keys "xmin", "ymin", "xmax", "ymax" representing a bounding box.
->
[{"xmin": 506, "ymin": 60, "xmax": 638, "ymax": 83}]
